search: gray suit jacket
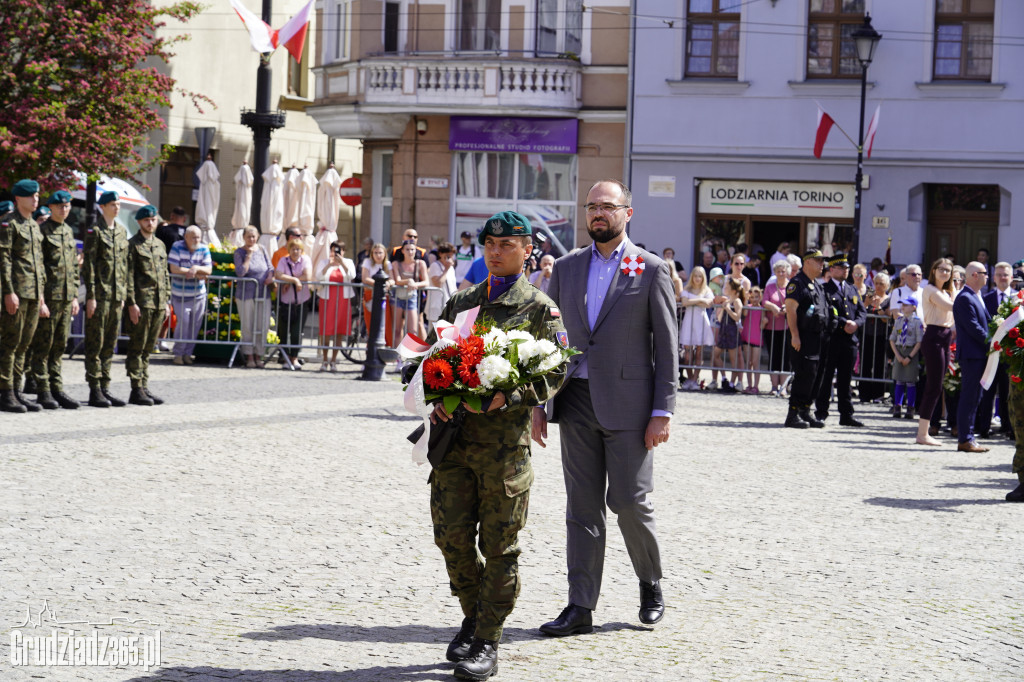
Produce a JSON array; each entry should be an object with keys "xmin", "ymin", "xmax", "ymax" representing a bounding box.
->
[{"xmin": 547, "ymin": 240, "xmax": 679, "ymax": 431}]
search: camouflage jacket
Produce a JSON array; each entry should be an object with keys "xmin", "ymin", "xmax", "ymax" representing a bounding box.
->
[
  {"xmin": 0, "ymin": 210, "xmax": 45, "ymax": 301},
  {"xmin": 126, "ymin": 233, "xmax": 170, "ymax": 310},
  {"xmin": 82, "ymin": 215, "xmax": 128, "ymax": 301},
  {"xmin": 40, "ymin": 218, "xmax": 80, "ymax": 302},
  {"xmin": 429, "ymin": 274, "xmax": 569, "ymax": 447}
]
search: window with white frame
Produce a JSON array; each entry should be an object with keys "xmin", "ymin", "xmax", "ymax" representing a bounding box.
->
[
  {"xmin": 454, "ymin": 152, "xmax": 577, "ymax": 253},
  {"xmin": 329, "ymin": 0, "xmax": 350, "ymax": 63},
  {"xmin": 537, "ymin": 0, "xmax": 583, "ymax": 56}
]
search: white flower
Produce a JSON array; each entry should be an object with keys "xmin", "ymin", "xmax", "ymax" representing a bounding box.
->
[
  {"xmin": 476, "ymin": 354, "xmax": 513, "ymax": 390},
  {"xmin": 507, "ymin": 330, "xmax": 533, "ymax": 344},
  {"xmin": 535, "ymin": 347, "xmax": 563, "ymax": 373},
  {"xmin": 994, "ymin": 316, "xmax": 1005, "ymax": 327},
  {"xmin": 516, "ymin": 339, "xmax": 541, "ymax": 365},
  {"xmin": 482, "ymin": 328, "xmax": 508, "ymax": 351}
]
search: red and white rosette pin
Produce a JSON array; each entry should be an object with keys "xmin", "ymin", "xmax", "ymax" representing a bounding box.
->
[{"xmin": 621, "ymin": 255, "xmax": 645, "ymax": 277}]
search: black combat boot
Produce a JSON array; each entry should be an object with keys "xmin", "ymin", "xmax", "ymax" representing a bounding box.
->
[
  {"xmin": 128, "ymin": 387, "xmax": 154, "ymax": 406},
  {"xmin": 799, "ymin": 409, "xmax": 824, "ymax": 428},
  {"xmin": 785, "ymin": 407, "xmax": 809, "ymax": 429},
  {"xmin": 144, "ymin": 388, "xmax": 164, "ymax": 405},
  {"xmin": 0, "ymin": 389, "xmax": 28, "ymax": 413},
  {"xmin": 35, "ymin": 391, "xmax": 60, "ymax": 410},
  {"xmin": 453, "ymin": 638, "xmax": 498, "ymax": 681},
  {"xmin": 88, "ymin": 386, "xmax": 111, "ymax": 408},
  {"xmin": 14, "ymin": 389, "xmax": 41, "ymax": 412},
  {"xmin": 446, "ymin": 616, "xmax": 477, "ymax": 662},
  {"xmin": 52, "ymin": 390, "xmax": 80, "ymax": 409},
  {"xmin": 101, "ymin": 387, "xmax": 126, "ymax": 407}
]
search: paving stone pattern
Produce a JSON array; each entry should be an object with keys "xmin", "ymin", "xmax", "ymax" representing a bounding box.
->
[{"xmin": 1, "ymin": 358, "xmax": 1022, "ymax": 681}]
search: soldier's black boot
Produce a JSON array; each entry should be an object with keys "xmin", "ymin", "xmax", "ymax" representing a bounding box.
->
[
  {"xmin": 0, "ymin": 389, "xmax": 28, "ymax": 413},
  {"xmin": 799, "ymin": 409, "xmax": 824, "ymax": 428},
  {"xmin": 453, "ymin": 638, "xmax": 498, "ymax": 681},
  {"xmin": 22, "ymin": 375, "xmax": 38, "ymax": 394},
  {"xmin": 35, "ymin": 391, "xmax": 60, "ymax": 410},
  {"xmin": 785, "ymin": 407, "xmax": 809, "ymax": 429},
  {"xmin": 52, "ymin": 390, "xmax": 80, "ymax": 409},
  {"xmin": 129, "ymin": 387, "xmax": 155, "ymax": 406},
  {"xmin": 446, "ymin": 616, "xmax": 477, "ymax": 662},
  {"xmin": 88, "ymin": 386, "xmax": 111, "ymax": 408},
  {"xmin": 101, "ymin": 387, "xmax": 126, "ymax": 407},
  {"xmin": 14, "ymin": 389, "xmax": 41, "ymax": 412},
  {"xmin": 144, "ymin": 388, "xmax": 164, "ymax": 405}
]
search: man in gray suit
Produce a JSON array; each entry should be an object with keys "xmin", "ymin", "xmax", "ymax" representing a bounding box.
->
[{"xmin": 534, "ymin": 179, "xmax": 678, "ymax": 636}]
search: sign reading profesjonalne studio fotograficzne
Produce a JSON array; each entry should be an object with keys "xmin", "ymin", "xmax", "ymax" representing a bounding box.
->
[{"xmin": 449, "ymin": 117, "xmax": 578, "ymax": 154}]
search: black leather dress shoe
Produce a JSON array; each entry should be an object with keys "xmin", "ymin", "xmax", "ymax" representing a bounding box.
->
[
  {"xmin": 446, "ymin": 616, "xmax": 476, "ymax": 662},
  {"xmin": 1006, "ymin": 484, "xmax": 1024, "ymax": 502},
  {"xmin": 539, "ymin": 604, "xmax": 593, "ymax": 637},
  {"xmin": 453, "ymin": 638, "xmax": 498, "ymax": 681},
  {"xmin": 839, "ymin": 416, "xmax": 864, "ymax": 427},
  {"xmin": 639, "ymin": 580, "xmax": 665, "ymax": 625}
]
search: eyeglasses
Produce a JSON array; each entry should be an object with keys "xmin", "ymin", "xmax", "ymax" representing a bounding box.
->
[
  {"xmin": 583, "ymin": 203, "xmax": 629, "ymax": 214},
  {"xmin": 937, "ymin": 267, "xmax": 952, "ymax": 273},
  {"xmin": 953, "ymin": 278, "xmax": 964, "ymax": 284},
  {"xmin": 909, "ymin": 273, "xmax": 923, "ymax": 277}
]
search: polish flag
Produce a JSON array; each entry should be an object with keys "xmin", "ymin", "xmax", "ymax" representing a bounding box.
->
[
  {"xmin": 864, "ymin": 104, "xmax": 881, "ymax": 158},
  {"xmin": 229, "ymin": 0, "xmax": 278, "ymax": 54},
  {"xmin": 278, "ymin": 0, "xmax": 315, "ymax": 62},
  {"xmin": 813, "ymin": 106, "xmax": 835, "ymax": 159}
]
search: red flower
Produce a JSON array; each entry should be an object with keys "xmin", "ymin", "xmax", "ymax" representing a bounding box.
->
[
  {"xmin": 1010, "ymin": 327, "xmax": 1020, "ymax": 339},
  {"xmin": 1013, "ymin": 375, "xmax": 1022, "ymax": 384},
  {"xmin": 1017, "ymin": 337, "xmax": 1024, "ymax": 349},
  {"xmin": 458, "ymin": 363, "xmax": 481, "ymax": 388},
  {"xmin": 423, "ymin": 358, "xmax": 455, "ymax": 390},
  {"xmin": 473, "ymin": 320, "xmax": 491, "ymax": 335},
  {"xmin": 950, "ymin": 342, "xmax": 957, "ymax": 353},
  {"xmin": 457, "ymin": 335, "xmax": 485, "ymax": 367},
  {"xmin": 436, "ymin": 344, "xmax": 460, "ymax": 361},
  {"xmin": 1006, "ymin": 347, "xmax": 1014, "ymax": 357},
  {"xmin": 993, "ymin": 341, "xmax": 1001, "ymax": 351}
]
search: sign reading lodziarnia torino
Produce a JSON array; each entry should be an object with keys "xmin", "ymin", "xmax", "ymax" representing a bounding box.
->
[{"xmin": 698, "ymin": 179, "xmax": 855, "ymax": 218}]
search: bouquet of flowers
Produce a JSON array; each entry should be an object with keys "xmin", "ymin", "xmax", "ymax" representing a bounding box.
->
[
  {"xmin": 943, "ymin": 342, "xmax": 961, "ymax": 395},
  {"xmin": 984, "ymin": 289, "xmax": 1024, "ymax": 387}
]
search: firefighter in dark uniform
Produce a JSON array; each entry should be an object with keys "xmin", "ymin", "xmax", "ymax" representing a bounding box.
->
[
  {"xmin": 814, "ymin": 254, "xmax": 867, "ymax": 426},
  {"xmin": 784, "ymin": 249, "xmax": 829, "ymax": 428}
]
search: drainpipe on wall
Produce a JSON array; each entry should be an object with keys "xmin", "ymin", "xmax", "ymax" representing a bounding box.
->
[{"xmin": 623, "ymin": 0, "xmax": 637, "ymax": 191}]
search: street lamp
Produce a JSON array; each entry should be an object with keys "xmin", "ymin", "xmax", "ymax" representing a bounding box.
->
[{"xmin": 849, "ymin": 13, "xmax": 881, "ymax": 267}]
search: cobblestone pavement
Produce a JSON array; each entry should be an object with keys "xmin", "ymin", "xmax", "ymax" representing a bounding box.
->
[{"xmin": 1, "ymin": 356, "xmax": 1022, "ymax": 681}]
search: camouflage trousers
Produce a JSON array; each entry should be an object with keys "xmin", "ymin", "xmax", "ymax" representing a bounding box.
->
[
  {"xmin": 29, "ymin": 299, "xmax": 74, "ymax": 393},
  {"xmin": 85, "ymin": 299, "xmax": 123, "ymax": 388},
  {"xmin": 126, "ymin": 307, "xmax": 166, "ymax": 389},
  {"xmin": 1009, "ymin": 382, "xmax": 1024, "ymax": 484},
  {"xmin": 429, "ymin": 438, "xmax": 534, "ymax": 642},
  {"xmin": 0, "ymin": 298, "xmax": 40, "ymax": 389}
]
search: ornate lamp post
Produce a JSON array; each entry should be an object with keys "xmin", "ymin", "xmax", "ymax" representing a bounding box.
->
[{"xmin": 849, "ymin": 14, "xmax": 881, "ymax": 266}]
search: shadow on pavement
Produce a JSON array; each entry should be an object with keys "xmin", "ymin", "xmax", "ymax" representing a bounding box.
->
[
  {"xmin": 239, "ymin": 623, "xmax": 548, "ymax": 644},
  {"xmin": 123, "ymin": 664, "xmax": 451, "ymax": 681},
  {"xmin": 350, "ymin": 411, "xmax": 421, "ymax": 422},
  {"xmin": 863, "ymin": 496, "xmax": 1006, "ymax": 512},
  {"xmin": 938, "ymin": 478, "xmax": 1016, "ymax": 490},
  {"xmin": 944, "ymin": 464, "xmax": 1011, "ymax": 472}
]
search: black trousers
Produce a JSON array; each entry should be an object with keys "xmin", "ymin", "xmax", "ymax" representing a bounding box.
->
[
  {"xmin": 977, "ymin": 363, "xmax": 1012, "ymax": 436},
  {"xmin": 815, "ymin": 340, "xmax": 858, "ymax": 418},
  {"xmin": 789, "ymin": 332, "xmax": 826, "ymax": 411}
]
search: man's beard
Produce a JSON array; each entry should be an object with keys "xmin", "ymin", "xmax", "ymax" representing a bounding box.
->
[{"xmin": 587, "ymin": 218, "xmax": 624, "ymax": 244}]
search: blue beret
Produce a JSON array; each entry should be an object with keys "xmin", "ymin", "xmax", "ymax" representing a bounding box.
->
[
  {"xmin": 135, "ymin": 204, "xmax": 158, "ymax": 220},
  {"xmin": 12, "ymin": 179, "xmax": 39, "ymax": 197},
  {"xmin": 0, "ymin": 201, "xmax": 12, "ymax": 214},
  {"xmin": 33, "ymin": 207, "xmax": 51, "ymax": 220},
  {"xmin": 98, "ymin": 190, "xmax": 119, "ymax": 205},
  {"xmin": 478, "ymin": 210, "xmax": 532, "ymax": 245},
  {"xmin": 47, "ymin": 190, "xmax": 72, "ymax": 205}
]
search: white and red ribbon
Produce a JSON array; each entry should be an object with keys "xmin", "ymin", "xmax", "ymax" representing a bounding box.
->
[
  {"xmin": 400, "ymin": 305, "xmax": 481, "ymax": 464},
  {"xmin": 621, "ymin": 255, "xmax": 645, "ymax": 277},
  {"xmin": 982, "ymin": 304, "xmax": 1024, "ymax": 390}
]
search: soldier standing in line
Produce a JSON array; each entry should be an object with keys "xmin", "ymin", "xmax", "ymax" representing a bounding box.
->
[
  {"xmin": 124, "ymin": 205, "xmax": 171, "ymax": 406},
  {"xmin": 27, "ymin": 190, "xmax": 82, "ymax": 409},
  {"xmin": 784, "ymin": 249, "xmax": 829, "ymax": 429},
  {"xmin": 814, "ymin": 254, "xmax": 867, "ymax": 427},
  {"xmin": 0, "ymin": 179, "xmax": 48, "ymax": 413},
  {"xmin": 82, "ymin": 190, "xmax": 129, "ymax": 408},
  {"xmin": 425, "ymin": 211, "xmax": 567, "ymax": 681}
]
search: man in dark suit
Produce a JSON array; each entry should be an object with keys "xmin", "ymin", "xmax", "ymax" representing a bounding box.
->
[
  {"xmin": 533, "ymin": 179, "xmax": 678, "ymax": 637},
  {"xmin": 977, "ymin": 261, "xmax": 1016, "ymax": 439},
  {"xmin": 952, "ymin": 262, "xmax": 993, "ymax": 453}
]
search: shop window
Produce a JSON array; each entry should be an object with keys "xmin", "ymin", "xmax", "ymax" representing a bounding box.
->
[
  {"xmin": 685, "ymin": 0, "xmax": 740, "ymax": 78},
  {"xmin": 807, "ymin": 0, "xmax": 865, "ymax": 78},
  {"xmin": 454, "ymin": 152, "xmax": 577, "ymax": 255},
  {"xmin": 459, "ymin": 0, "xmax": 501, "ymax": 52},
  {"xmin": 806, "ymin": 222, "xmax": 853, "ymax": 257},
  {"xmin": 934, "ymin": 0, "xmax": 994, "ymax": 81},
  {"xmin": 537, "ymin": 0, "xmax": 583, "ymax": 56}
]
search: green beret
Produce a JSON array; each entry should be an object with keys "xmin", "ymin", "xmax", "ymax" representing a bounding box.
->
[
  {"xmin": 0, "ymin": 201, "xmax": 12, "ymax": 214},
  {"xmin": 827, "ymin": 253, "xmax": 849, "ymax": 268},
  {"xmin": 12, "ymin": 179, "xmax": 39, "ymax": 197},
  {"xmin": 478, "ymin": 210, "xmax": 532, "ymax": 245},
  {"xmin": 803, "ymin": 248, "xmax": 826, "ymax": 260},
  {"xmin": 135, "ymin": 204, "xmax": 158, "ymax": 220},
  {"xmin": 32, "ymin": 206, "xmax": 51, "ymax": 220},
  {"xmin": 47, "ymin": 190, "xmax": 72, "ymax": 205},
  {"xmin": 98, "ymin": 190, "xmax": 119, "ymax": 205}
]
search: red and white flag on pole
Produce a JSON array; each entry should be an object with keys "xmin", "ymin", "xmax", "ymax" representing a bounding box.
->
[
  {"xmin": 278, "ymin": 0, "xmax": 315, "ymax": 62},
  {"xmin": 229, "ymin": 0, "xmax": 278, "ymax": 53},
  {"xmin": 864, "ymin": 104, "xmax": 881, "ymax": 158},
  {"xmin": 813, "ymin": 105, "xmax": 835, "ymax": 158}
]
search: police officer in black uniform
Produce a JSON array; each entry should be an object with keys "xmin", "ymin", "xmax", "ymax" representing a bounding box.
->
[
  {"xmin": 784, "ymin": 249, "xmax": 829, "ymax": 429},
  {"xmin": 814, "ymin": 254, "xmax": 867, "ymax": 427}
]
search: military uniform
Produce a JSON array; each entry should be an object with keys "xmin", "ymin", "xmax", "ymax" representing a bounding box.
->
[
  {"xmin": 786, "ymin": 266, "xmax": 829, "ymax": 425},
  {"xmin": 125, "ymin": 231, "xmax": 170, "ymax": 394},
  {"xmin": 29, "ymin": 216, "xmax": 80, "ymax": 397},
  {"xmin": 814, "ymin": 266, "xmax": 867, "ymax": 423},
  {"xmin": 427, "ymin": 274, "xmax": 566, "ymax": 645},
  {"xmin": 1007, "ymin": 383, "xmax": 1024, "ymax": 501},
  {"xmin": 81, "ymin": 214, "xmax": 129, "ymax": 391},
  {"xmin": 0, "ymin": 209, "xmax": 45, "ymax": 398}
]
